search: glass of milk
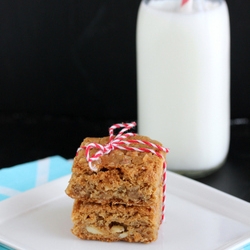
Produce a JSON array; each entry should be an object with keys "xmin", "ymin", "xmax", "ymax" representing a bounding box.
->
[{"xmin": 136, "ymin": 0, "xmax": 230, "ymax": 177}]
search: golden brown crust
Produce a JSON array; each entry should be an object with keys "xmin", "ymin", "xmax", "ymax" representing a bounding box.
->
[{"xmin": 65, "ymin": 135, "xmax": 166, "ymax": 206}]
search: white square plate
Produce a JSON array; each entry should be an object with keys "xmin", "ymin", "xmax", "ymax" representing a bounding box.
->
[{"xmin": 0, "ymin": 171, "xmax": 250, "ymax": 250}]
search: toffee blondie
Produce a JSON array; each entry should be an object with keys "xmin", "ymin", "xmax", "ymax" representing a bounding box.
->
[
  {"xmin": 66, "ymin": 131, "xmax": 167, "ymax": 243},
  {"xmin": 66, "ymin": 135, "xmax": 166, "ymax": 206},
  {"xmin": 71, "ymin": 199, "xmax": 162, "ymax": 243}
]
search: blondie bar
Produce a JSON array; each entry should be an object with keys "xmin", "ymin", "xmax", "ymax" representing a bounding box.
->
[
  {"xmin": 71, "ymin": 199, "xmax": 162, "ymax": 243},
  {"xmin": 66, "ymin": 122, "xmax": 168, "ymax": 243},
  {"xmin": 66, "ymin": 135, "xmax": 166, "ymax": 206}
]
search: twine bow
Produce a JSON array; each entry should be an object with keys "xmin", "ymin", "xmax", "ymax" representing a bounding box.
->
[{"xmin": 76, "ymin": 121, "xmax": 169, "ymax": 222}]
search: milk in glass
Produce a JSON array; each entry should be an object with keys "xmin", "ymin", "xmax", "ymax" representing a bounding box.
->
[{"xmin": 136, "ymin": 0, "xmax": 230, "ymax": 177}]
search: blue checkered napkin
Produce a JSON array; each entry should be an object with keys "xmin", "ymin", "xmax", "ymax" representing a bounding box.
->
[{"xmin": 0, "ymin": 156, "xmax": 72, "ymax": 201}]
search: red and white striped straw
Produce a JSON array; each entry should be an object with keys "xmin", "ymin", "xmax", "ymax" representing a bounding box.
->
[
  {"xmin": 181, "ymin": 0, "xmax": 189, "ymax": 5},
  {"xmin": 77, "ymin": 122, "xmax": 169, "ymax": 223},
  {"xmin": 180, "ymin": 0, "xmax": 194, "ymax": 12}
]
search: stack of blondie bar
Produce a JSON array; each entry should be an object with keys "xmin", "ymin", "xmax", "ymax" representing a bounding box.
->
[{"xmin": 65, "ymin": 134, "xmax": 167, "ymax": 243}]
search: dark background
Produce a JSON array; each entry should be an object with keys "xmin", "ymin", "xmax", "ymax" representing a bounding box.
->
[
  {"xmin": 0, "ymin": 0, "xmax": 249, "ymax": 201},
  {"xmin": 1, "ymin": 0, "xmax": 250, "ymax": 120}
]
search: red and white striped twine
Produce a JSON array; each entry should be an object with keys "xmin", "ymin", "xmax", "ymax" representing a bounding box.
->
[{"xmin": 76, "ymin": 122, "xmax": 169, "ymax": 223}]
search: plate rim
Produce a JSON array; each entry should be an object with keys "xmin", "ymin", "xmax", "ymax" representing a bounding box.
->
[{"xmin": 0, "ymin": 171, "xmax": 250, "ymax": 250}]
